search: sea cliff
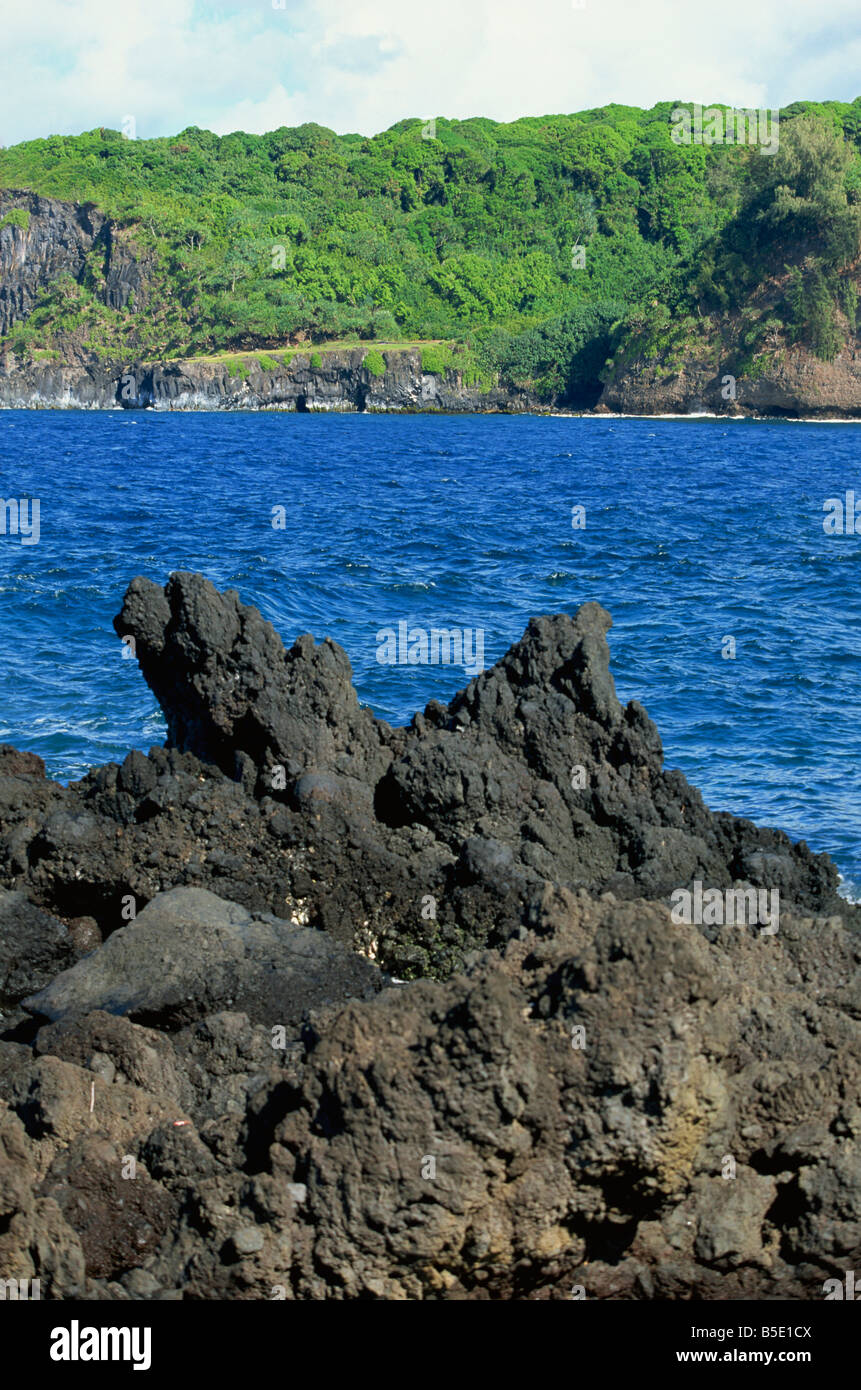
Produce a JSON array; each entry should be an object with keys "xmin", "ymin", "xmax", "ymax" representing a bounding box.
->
[
  {"xmin": 599, "ymin": 342, "xmax": 861, "ymax": 418},
  {"xmin": 0, "ymin": 346, "xmax": 543, "ymax": 412},
  {"xmin": 8, "ymin": 341, "xmax": 861, "ymax": 416},
  {"xmin": 4, "ymin": 188, "xmax": 861, "ymax": 416}
]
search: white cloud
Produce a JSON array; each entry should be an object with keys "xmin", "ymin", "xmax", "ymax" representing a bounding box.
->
[{"xmin": 1, "ymin": 0, "xmax": 860, "ymax": 146}]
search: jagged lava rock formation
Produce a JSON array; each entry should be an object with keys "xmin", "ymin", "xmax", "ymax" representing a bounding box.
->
[{"xmin": 0, "ymin": 574, "xmax": 858, "ymax": 1299}]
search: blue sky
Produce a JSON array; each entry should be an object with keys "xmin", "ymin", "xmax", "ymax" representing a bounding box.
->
[{"xmin": 2, "ymin": 0, "xmax": 861, "ymax": 146}]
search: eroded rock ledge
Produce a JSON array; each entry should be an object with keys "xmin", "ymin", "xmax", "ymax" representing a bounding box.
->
[
  {"xmin": 0, "ymin": 348, "xmax": 543, "ymax": 413},
  {"xmin": 0, "ymin": 575, "xmax": 858, "ymax": 1300}
]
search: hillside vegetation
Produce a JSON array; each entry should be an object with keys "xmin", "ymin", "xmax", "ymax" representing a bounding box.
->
[{"xmin": 2, "ymin": 99, "xmax": 861, "ymax": 401}]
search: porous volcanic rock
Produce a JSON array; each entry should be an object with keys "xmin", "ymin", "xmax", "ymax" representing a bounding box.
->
[
  {"xmin": 0, "ymin": 891, "xmax": 79, "ymax": 1012},
  {"xmin": 0, "ymin": 572, "xmax": 858, "ymax": 1301},
  {"xmin": 110, "ymin": 573, "xmax": 841, "ymax": 962},
  {"xmin": 0, "ymin": 574, "xmax": 839, "ymax": 986},
  {"xmin": 24, "ymin": 886, "xmax": 384, "ymax": 1030},
  {"xmin": 3, "ymin": 890, "xmax": 858, "ymax": 1300}
]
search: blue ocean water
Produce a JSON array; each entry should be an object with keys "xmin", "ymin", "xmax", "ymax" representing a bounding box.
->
[{"xmin": 1, "ymin": 411, "xmax": 860, "ymax": 894}]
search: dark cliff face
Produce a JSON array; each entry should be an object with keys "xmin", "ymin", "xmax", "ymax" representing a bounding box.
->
[
  {"xmin": 598, "ymin": 314, "xmax": 861, "ymax": 419},
  {"xmin": 126, "ymin": 351, "xmax": 545, "ymax": 413},
  {"xmin": 0, "ymin": 190, "xmax": 149, "ymax": 339},
  {"xmin": 0, "ymin": 348, "xmax": 549, "ymax": 412},
  {"xmin": 598, "ymin": 352, "xmax": 861, "ymax": 418}
]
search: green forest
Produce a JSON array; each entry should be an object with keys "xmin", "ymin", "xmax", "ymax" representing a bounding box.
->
[{"xmin": 2, "ymin": 97, "xmax": 861, "ymax": 401}]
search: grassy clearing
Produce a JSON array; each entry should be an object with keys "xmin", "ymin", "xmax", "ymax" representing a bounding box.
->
[{"xmin": 182, "ymin": 338, "xmax": 446, "ymax": 368}]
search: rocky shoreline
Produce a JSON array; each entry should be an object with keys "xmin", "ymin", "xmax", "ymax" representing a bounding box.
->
[
  {"xmin": 0, "ymin": 573, "xmax": 858, "ymax": 1300},
  {"xmin": 4, "ymin": 345, "xmax": 861, "ymax": 417},
  {"xmin": 599, "ymin": 344, "xmax": 861, "ymax": 419},
  {"xmin": 0, "ymin": 348, "xmax": 544, "ymax": 414}
]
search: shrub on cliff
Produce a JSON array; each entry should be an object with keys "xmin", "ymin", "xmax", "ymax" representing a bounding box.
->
[
  {"xmin": 362, "ymin": 349, "xmax": 386, "ymax": 376},
  {"xmin": 0, "ymin": 207, "xmax": 30, "ymax": 231}
]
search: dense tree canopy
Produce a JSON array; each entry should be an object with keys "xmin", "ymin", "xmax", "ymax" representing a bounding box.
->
[{"xmin": 2, "ymin": 98, "xmax": 861, "ymax": 392}]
